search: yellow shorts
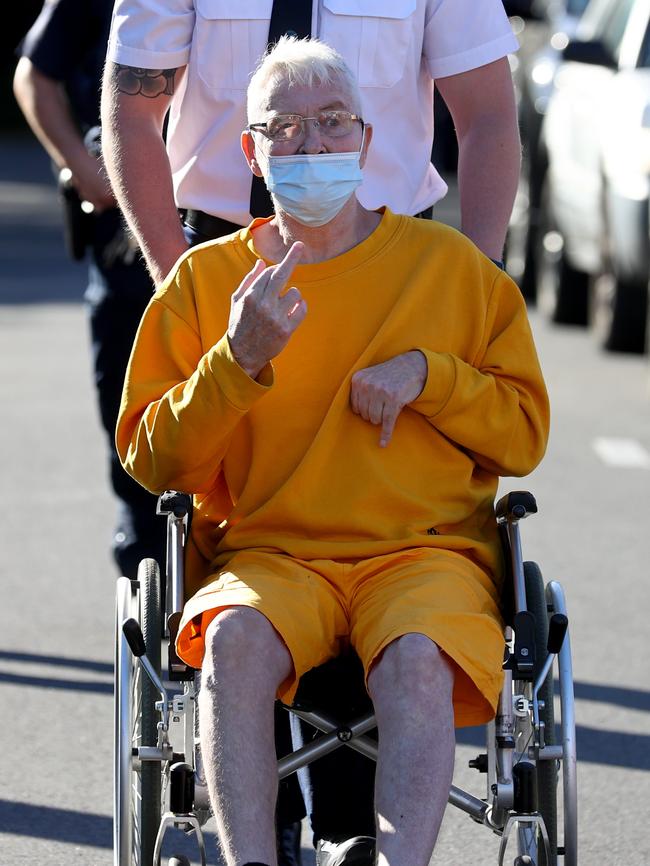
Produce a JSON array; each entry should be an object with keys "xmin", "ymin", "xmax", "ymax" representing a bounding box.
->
[{"xmin": 176, "ymin": 547, "xmax": 505, "ymax": 727}]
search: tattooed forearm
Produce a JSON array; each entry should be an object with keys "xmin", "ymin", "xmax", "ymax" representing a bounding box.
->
[{"xmin": 114, "ymin": 64, "xmax": 177, "ymax": 98}]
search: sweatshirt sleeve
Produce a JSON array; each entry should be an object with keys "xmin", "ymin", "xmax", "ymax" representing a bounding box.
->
[
  {"xmin": 116, "ymin": 296, "xmax": 273, "ymax": 495},
  {"xmin": 410, "ymin": 272, "xmax": 550, "ymax": 477},
  {"xmin": 107, "ymin": 0, "xmax": 195, "ymax": 69}
]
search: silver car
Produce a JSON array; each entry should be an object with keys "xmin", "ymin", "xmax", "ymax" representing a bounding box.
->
[{"xmin": 538, "ymin": 0, "xmax": 650, "ymax": 352}]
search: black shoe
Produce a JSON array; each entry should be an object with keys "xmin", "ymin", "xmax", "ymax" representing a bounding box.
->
[
  {"xmin": 277, "ymin": 820, "xmax": 303, "ymax": 866},
  {"xmin": 316, "ymin": 837, "xmax": 376, "ymax": 866}
]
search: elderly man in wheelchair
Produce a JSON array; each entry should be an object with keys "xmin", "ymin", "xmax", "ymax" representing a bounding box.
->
[{"xmin": 114, "ymin": 36, "xmax": 576, "ymax": 866}]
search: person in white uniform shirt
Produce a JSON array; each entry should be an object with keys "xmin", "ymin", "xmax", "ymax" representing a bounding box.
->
[
  {"xmin": 101, "ymin": 1, "xmax": 520, "ymax": 286},
  {"xmin": 100, "ymin": 4, "xmax": 521, "ymax": 865}
]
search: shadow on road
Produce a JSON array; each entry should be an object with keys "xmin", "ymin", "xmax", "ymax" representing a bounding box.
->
[
  {"xmin": 458, "ymin": 724, "xmax": 650, "ymax": 771},
  {"xmin": 0, "ymin": 670, "xmax": 112, "ymax": 694},
  {"xmin": 0, "ymin": 800, "xmax": 112, "ymax": 848},
  {"xmin": 0, "ymin": 647, "xmax": 112, "ymax": 694},
  {"xmin": 0, "ymin": 798, "xmax": 219, "ymax": 859},
  {"xmin": 572, "ymin": 679, "xmax": 650, "ymax": 711},
  {"xmin": 0, "ymin": 648, "xmax": 112, "ymax": 673}
]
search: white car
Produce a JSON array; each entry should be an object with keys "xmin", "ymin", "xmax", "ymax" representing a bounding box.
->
[{"xmin": 539, "ymin": 0, "xmax": 650, "ymax": 352}]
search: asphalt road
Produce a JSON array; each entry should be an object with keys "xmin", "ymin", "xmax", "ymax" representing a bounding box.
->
[{"xmin": 1, "ymin": 133, "xmax": 649, "ymax": 865}]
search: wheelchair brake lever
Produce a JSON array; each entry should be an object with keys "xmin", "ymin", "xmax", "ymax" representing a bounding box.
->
[
  {"xmin": 122, "ymin": 617, "xmax": 170, "ymax": 729},
  {"xmin": 532, "ymin": 613, "xmax": 569, "ymax": 732}
]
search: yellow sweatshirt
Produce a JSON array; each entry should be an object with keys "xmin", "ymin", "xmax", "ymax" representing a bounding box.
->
[{"xmin": 117, "ymin": 208, "xmax": 549, "ymax": 594}]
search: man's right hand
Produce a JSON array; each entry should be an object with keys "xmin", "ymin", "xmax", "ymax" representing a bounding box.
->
[
  {"xmin": 71, "ymin": 152, "xmax": 116, "ymax": 213},
  {"xmin": 227, "ymin": 242, "xmax": 307, "ymax": 380}
]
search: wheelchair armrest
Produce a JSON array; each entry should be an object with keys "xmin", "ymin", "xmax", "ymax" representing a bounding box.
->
[
  {"xmin": 156, "ymin": 491, "xmax": 194, "ymax": 681},
  {"xmin": 495, "ymin": 491, "xmax": 537, "ymax": 523},
  {"xmin": 157, "ymin": 490, "xmax": 193, "ymax": 519}
]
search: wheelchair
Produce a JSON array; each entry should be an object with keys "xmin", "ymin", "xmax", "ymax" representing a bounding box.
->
[{"xmin": 113, "ymin": 489, "xmax": 578, "ymax": 866}]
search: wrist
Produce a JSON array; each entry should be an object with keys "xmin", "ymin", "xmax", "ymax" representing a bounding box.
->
[
  {"xmin": 408, "ymin": 349, "xmax": 428, "ymax": 399},
  {"xmin": 145, "ymin": 237, "xmax": 191, "ymax": 287},
  {"xmin": 227, "ymin": 337, "xmax": 264, "ymax": 380}
]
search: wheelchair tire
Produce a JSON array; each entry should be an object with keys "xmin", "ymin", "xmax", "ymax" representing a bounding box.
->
[
  {"xmin": 511, "ymin": 563, "xmax": 557, "ymax": 866},
  {"xmin": 138, "ymin": 559, "xmax": 163, "ymax": 860},
  {"xmin": 524, "ymin": 562, "xmax": 557, "ymax": 866},
  {"xmin": 114, "ymin": 561, "xmax": 163, "ymax": 866}
]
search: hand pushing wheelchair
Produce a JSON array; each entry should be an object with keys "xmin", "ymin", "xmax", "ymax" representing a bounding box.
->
[{"xmin": 113, "ymin": 489, "xmax": 577, "ymax": 866}]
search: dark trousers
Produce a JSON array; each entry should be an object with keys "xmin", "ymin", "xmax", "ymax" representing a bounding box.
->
[{"xmin": 85, "ymin": 208, "xmax": 167, "ymax": 578}]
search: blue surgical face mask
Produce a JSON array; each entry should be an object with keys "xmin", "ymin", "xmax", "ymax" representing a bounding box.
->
[{"xmin": 260, "ymin": 139, "xmax": 364, "ymax": 227}]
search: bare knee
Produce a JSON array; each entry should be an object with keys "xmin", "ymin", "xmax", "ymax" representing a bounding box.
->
[
  {"xmin": 368, "ymin": 633, "xmax": 455, "ymax": 705},
  {"xmin": 202, "ymin": 607, "xmax": 292, "ymax": 690}
]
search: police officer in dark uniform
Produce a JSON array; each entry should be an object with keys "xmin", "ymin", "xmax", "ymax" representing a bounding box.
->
[{"xmin": 14, "ymin": 0, "xmax": 167, "ymax": 579}]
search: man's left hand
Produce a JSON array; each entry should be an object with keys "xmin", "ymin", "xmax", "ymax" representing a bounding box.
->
[{"xmin": 350, "ymin": 351, "xmax": 427, "ymax": 447}]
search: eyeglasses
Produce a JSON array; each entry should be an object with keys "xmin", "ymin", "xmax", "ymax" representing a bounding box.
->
[{"xmin": 249, "ymin": 111, "xmax": 364, "ymax": 142}]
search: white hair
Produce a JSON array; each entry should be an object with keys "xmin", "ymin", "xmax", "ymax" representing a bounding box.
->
[{"xmin": 246, "ymin": 36, "xmax": 362, "ymax": 122}]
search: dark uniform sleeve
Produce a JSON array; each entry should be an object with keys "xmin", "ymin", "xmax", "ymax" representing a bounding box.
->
[{"xmin": 19, "ymin": 0, "xmax": 98, "ymax": 81}]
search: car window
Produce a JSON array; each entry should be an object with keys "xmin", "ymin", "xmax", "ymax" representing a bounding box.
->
[{"xmin": 594, "ymin": 0, "xmax": 636, "ymax": 60}]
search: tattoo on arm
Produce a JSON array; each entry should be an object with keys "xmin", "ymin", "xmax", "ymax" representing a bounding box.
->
[{"xmin": 114, "ymin": 64, "xmax": 177, "ymax": 98}]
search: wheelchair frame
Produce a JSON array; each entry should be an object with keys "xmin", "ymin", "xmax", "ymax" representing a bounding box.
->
[{"xmin": 113, "ymin": 490, "xmax": 577, "ymax": 866}]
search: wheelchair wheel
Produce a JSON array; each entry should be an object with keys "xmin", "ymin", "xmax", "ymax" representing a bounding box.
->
[
  {"xmin": 114, "ymin": 560, "xmax": 162, "ymax": 866},
  {"xmin": 512, "ymin": 563, "xmax": 557, "ymax": 866}
]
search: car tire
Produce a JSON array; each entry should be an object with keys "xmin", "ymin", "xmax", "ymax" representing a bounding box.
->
[
  {"xmin": 591, "ymin": 272, "xmax": 648, "ymax": 353},
  {"xmin": 537, "ymin": 181, "xmax": 590, "ymax": 325}
]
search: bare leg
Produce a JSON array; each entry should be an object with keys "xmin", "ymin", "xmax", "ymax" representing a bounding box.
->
[
  {"xmin": 198, "ymin": 607, "xmax": 293, "ymax": 866},
  {"xmin": 367, "ymin": 634, "xmax": 456, "ymax": 866}
]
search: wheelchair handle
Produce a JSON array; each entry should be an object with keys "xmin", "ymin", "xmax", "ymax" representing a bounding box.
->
[
  {"xmin": 547, "ymin": 613, "xmax": 568, "ymax": 655},
  {"xmin": 495, "ymin": 491, "xmax": 538, "ymax": 523},
  {"xmin": 123, "ymin": 617, "xmax": 146, "ymax": 657}
]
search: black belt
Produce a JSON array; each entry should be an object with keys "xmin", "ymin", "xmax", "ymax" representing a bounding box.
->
[{"xmin": 181, "ymin": 209, "xmax": 244, "ymax": 240}]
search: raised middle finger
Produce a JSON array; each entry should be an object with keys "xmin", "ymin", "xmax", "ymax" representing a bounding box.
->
[{"xmin": 265, "ymin": 242, "xmax": 304, "ymax": 298}]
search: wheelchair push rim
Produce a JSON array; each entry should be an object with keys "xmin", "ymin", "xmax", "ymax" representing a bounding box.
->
[
  {"xmin": 114, "ymin": 561, "xmax": 163, "ymax": 866},
  {"xmin": 546, "ymin": 580, "xmax": 578, "ymax": 866}
]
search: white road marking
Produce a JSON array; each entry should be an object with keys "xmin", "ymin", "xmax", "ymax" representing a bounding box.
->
[{"xmin": 592, "ymin": 437, "xmax": 650, "ymax": 469}]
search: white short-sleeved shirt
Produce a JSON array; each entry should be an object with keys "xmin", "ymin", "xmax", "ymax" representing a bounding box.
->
[{"xmin": 107, "ymin": 0, "xmax": 518, "ymax": 223}]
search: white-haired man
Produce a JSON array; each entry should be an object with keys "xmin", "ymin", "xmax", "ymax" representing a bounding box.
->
[
  {"xmin": 103, "ymin": 4, "xmax": 522, "ymax": 863},
  {"xmin": 117, "ymin": 38, "xmax": 549, "ymax": 866}
]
